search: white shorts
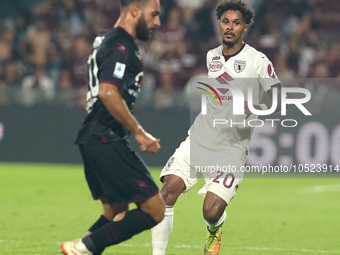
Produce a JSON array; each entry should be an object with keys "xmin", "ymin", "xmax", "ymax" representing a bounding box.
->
[{"xmin": 160, "ymin": 136, "xmax": 245, "ymax": 204}]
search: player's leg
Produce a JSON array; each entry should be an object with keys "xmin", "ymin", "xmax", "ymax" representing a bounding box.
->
[
  {"xmin": 77, "ymin": 146, "xmax": 119, "ymax": 239},
  {"xmin": 198, "ymin": 151, "xmax": 245, "ymax": 255},
  {"xmin": 61, "ymin": 193, "xmax": 164, "ymax": 255},
  {"xmin": 82, "ymin": 198, "xmax": 128, "ymax": 255},
  {"xmin": 199, "ymin": 172, "xmax": 243, "ymax": 255},
  {"xmin": 160, "ymin": 174, "xmax": 186, "ymax": 205},
  {"xmin": 60, "ymin": 141, "xmax": 164, "ymax": 255},
  {"xmin": 78, "ymin": 145, "xmax": 127, "ymax": 237},
  {"xmin": 151, "ymin": 136, "xmax": 199, "ymax": 255},
  {"xmin": 84, "ymin": 198, "xmax": 128, "ymax": 237},
  {"xmin": 151, "ymin": 174, "xmax": 186, "ymax": 255},
  {"xmin": 202, "ymin": 192, "xmax": 227, "ymax": 255},
  {"xmin": 76, "ymin": 193, "xmax": 164, "ymax": 254},
  {"xmin": 203, "ymin": 192, "xmax": 227, "ymax": 231}
]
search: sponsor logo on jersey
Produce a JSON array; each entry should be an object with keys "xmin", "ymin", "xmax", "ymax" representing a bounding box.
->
[
  {"xmin": 113, "ymin": 62, "xmax": 126, "ymax": 79},
  {"xmin": 215, "ymin": 88, "xmax": 233, "ymax": 101},
  {"xmin": 234, "ymin": 60, "xmax": 246, "ymax": 73},
  {"xmin": 267, "ymin": 63, "xmax": 277, "ymax": 78},
  {"xmin": 217, "ymin": 88, "xmax": 229, "ymax": 95},
  {"xmin": 200, "ymin": 83, "xmax": 312, "ymax": 116},
  {"xmin": 196, "ymin": 82, "xmax": 223, "ymax": 106},
  {"xmin": 216, "ymin": 95, "xmax": 233, "ymax": 100},
  {"xmin": 117, "ymin": 43, "xmax": 127, "ymax": 56},
  {"xmin": 209, "ymin": 61, "xmax": 223, "ymax": 72},
  {"xmin": 212, "ymin": 56, "xmax": 221, "ymax": 61}
]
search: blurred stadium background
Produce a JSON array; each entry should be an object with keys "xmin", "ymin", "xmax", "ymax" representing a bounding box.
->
[
  {"xmin": 1, "ymin": 0, "xmax": 340, "ymax": 165},
  {"xmin": 0, "ymin": 0, "xmax": 340, "ymax": 254}
]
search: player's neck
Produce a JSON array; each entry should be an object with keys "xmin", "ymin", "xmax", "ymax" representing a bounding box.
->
[
  {"xmin": 114, "ymin": 17, "xmax": 136, "ymax": 40},
  {"xmin": 222, "ymin": 41, "xmax": 245, "ymax": 56}
]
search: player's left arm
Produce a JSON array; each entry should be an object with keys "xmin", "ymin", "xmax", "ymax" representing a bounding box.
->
[
  {"xmin": 265, "ymin": 83, "xmax": 282, "ymax": 112},
  {"xmin": 244, "ymin": 83, "xmax": 283, "ymax": 119},
  {"xmin": 244, "ymin": 54, "xmax": 282, "ymax": 119}
]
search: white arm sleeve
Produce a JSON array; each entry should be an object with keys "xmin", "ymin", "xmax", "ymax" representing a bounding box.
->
[{"xmin": 255, "ymin": 54, "xmax": 281, "ymax": 92}]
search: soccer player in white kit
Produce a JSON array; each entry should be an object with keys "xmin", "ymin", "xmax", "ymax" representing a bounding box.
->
[{"xmin": 152, "ymin": 1, "xmax": 282, "ymax": 254}]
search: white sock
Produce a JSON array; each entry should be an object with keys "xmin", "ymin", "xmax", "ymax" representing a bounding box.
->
[
  {"xmin": 205, "ymin": 211, "xmax": 227, "ymax": 232},
  {"xmin": 151, "ymin": 205, "xmax": 174, "ymax": 255}
]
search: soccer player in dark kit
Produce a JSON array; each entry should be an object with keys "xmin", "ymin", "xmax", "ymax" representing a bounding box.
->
[{"xmin": 60, "ymin": 0, "xmax": 164, "ymax": 254}]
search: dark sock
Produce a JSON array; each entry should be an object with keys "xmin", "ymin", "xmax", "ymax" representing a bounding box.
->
[
  {"xmin": 88, "ymin": 215, "xmax": 110, "ymax": 255},
  {"xmin": 82, "ymin": 209, "xmax": 157, "ymax": 253},
  {"xmin": 88, "ymin": 215, "xmax": 111, "ymax": 233}
]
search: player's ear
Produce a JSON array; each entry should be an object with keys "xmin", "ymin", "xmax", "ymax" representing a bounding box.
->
[
  {"xmin": 129, "ymin": 3, "xmax": 142, "ymax": 19},
  {"xmin": 244, "ymin": 24, "xmax": 249, "ymax": 33}
]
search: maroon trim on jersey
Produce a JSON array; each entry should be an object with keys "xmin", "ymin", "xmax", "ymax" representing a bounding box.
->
[
  {"xmin": 101, "ymin": 136, "xmax": 108, "ymax": 144},
  {"xmin": 223, "ymin": 43, "xmax": 246, "ymax": 62},
  {"xmin": 100, "ymin": 80, "xmax": 122, "ymax": 88},
  {"xmin": 117, "ymin": 43, "xmax": 127, "ymax": 57}
]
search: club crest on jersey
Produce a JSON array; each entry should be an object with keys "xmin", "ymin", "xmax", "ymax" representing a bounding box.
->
[
  {"xmin": 209, "ymin": 61, "xmax": 223, "ymax": 72},
  {"xmin": 113, "ymin": 62, "xmax": 126, "ymax": 79},
  {"xmin": 234, "ymin": 60, "xmax": 246, "ymax": 73},
  {"xmin": 165, "ymin": 157, "xmax": 175, "ymax": 170}
]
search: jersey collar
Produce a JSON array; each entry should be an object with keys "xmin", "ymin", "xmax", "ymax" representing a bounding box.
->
[
  {"xmin": 115, "ymin": 26, "xmax": 135, "ymax": 42},
  {"xmin": 222, "ymin": 43, "xmax": 246, "ymax": 62}
]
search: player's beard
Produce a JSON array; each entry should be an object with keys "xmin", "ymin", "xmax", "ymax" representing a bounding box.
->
[
  {"xmin": 222, "ymin": 39, "xmax": 237, "ymax": 48},
  {"xmin": 136, "ymin": 14, "xmax": 150, "ymax": 41}
]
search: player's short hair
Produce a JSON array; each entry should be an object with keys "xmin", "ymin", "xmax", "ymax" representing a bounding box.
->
[
  {"xmin": 121, "ymin": 0, "xmax": 148, "ymax": 8},
  {"xmin": 216, "ymin": 0, "xmax": 255, "ymax": 25}
]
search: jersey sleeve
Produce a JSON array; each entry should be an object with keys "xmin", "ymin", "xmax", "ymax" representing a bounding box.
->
[
  {"xmin": 255, "ymin": 54, "xmax": 281, "ymax": 92},
  {"xmin": 97, "ymin": 40, "xmax": 129, "ymax": 88},
  {"xmin": 206, "ymin": 50, "xmax": 212, "ymax": 72}
]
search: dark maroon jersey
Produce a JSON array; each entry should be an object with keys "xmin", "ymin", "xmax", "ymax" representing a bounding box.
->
[{"xmin": 76, "ymin": 27, "xmax": 143, "ymax": 144}]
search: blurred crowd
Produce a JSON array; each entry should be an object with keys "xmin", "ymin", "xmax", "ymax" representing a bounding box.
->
[{"xmin": 0, "ymin": 0, "xmax": 339, "ymax": 109}]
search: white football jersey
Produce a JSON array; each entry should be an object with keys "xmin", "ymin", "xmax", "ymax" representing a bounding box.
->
[{"xmin": 190, "ymin": 43, "xmax": 280, "ymax": 161}]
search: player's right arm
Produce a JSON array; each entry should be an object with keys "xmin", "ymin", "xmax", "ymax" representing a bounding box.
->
[
  {"xmin": 99, "ymin": 82, "xmax": 160, "ymax": 154},
  {"xmin": 89, "ymin": 35, "xmax": 160, "ymax": 154}
]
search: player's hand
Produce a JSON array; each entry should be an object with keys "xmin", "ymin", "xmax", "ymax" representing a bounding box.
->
[
  {"xmin": 134, "ymin": 131, "xmax": 161, "ymax": 154},
  {"xmin": 244, "ymin": 101, "xmax": 261, "ymax": 119}
]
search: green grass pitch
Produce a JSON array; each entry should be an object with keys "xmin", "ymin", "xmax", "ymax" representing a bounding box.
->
[{"xmin": 0, "ymin": 163, "xmax": 339, "ymax": 255}]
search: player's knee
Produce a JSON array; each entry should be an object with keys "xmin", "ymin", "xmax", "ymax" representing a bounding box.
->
[
  {"xmin": 203, "ymin": 205, "xmax": 223, "ymax": 224},
  {"xmin": 102, "ymin": 203, "xmax": 128, "ymax": 221},
  {"xmin": 160, "ymin": 175, "xmax": 185, "ymax": 205},
  {"xmin": 139, "ymin": 193, "xmax": 165, "ymax": 223},
  {"xmin": 102, "ymin": 206, "xmax": 115, "ymax": 220},
  {"xmin": 160, "ymin": 187, "xmax": 177, "ymax": 205},
  {"xmin": 153, "ymin": 204, "xmax": 165, "ymax": 223},
  {"xmin": 154, "ymin": 194, "xmax": 165, "ymax": 223},
  {"xmin": 145, "ymin": 203, "xmax": 165, "ymax": 223}
]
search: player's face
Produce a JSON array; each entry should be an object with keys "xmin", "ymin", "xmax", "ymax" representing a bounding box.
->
[
  {"xmin": 136, "ymin": 0, "xmax": 161, "ymax": 41},
  {"xmin": 219, "ymin": 10, "xmax": 248, "ymax": 48}
]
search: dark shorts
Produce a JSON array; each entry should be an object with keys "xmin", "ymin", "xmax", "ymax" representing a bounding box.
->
[{"xmin": 79, "ymin": 140, "xmax": 159, "ymax": 208}]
